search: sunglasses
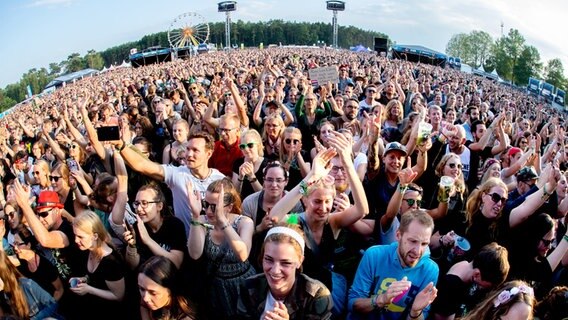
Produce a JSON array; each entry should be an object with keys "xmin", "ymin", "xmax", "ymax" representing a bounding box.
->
[
  {"xmin": 285, "ymin": 138, "xmax": 300, "ymax": 145},
  {"xmin": 5, "ymin": 211, "xmax": 16, "ymax": 219},
  {"xmin": 49, "ymin": 176, "xmax": 62, "ymax": 182},
  {"xmin": 448, "ymin": 163, "xmax": 463, "ymax": 169},
  {"xmin": 32, "ymin": 171, "xmax": 41, "ymax": 176},
  {"xmin": 11, "ymin": 241, "xmax": 26, "ymax": 248},
  {"xmin": 541, "ymin": 238, "xmax": 554, "ymax": 247},
  {"xmin": 239, "ymin": 142, "xmax": 256, "ymax": 150},
  {"xmin": 403, "ymin": 198, "xmax": 422, "ymax": 207},
  {"xmin": 36, "ymin": 209, "xmax": 52, "ymax": 218},
  {"xmin": 488, "ymin": 192, "xmax": 507, "ymax": 204},
  {"xmin": 217, "ymin": 127, "xmax": 236, "ymax": 134},
  {"xmin": 70, "ymin": 145, "xmax": 79, "ymax": 149},
  {"xmin": 201, "ymin": 200, "xmax": 230, "ymax": 212}
]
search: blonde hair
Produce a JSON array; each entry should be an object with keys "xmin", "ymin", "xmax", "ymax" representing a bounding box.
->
[
  {"xmin": 435, "ymin": 153, "xmax": 466, "ymax": 195},
  {"xmin": 73, "ymin": 210, "xmax": 113, "ymax": 261},
  {"xmin": 241, "ymin": 129, "xmax": 264, "ymax": 156},
  {"xmin": 462, "ymin": 280, "xmax": 535, "ymax": 320},
  {"xmin": 279, "ymin": 126, "xmax": 302, "ymax": 164},
  {"xmin": 384, "ymin": 100, "xmax": 403, "ymax": 123},
  {"xmin": 466, "ymin": 178, "xmax": 507, "ymax": 226},
  {"xmin": 0, "ymin": 250, "xmax": 30, "ymax": 319}
]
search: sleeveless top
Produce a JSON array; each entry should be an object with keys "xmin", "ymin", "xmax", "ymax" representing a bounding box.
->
[{"xmin": 204, "ymin": 215, "xmax": 252, "ymax": 278}]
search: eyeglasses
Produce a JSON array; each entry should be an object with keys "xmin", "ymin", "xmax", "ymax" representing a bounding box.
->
[
  {"xmin": 488, "ymin": 192, "xmax": 507, "ymax": 205},
  {"xmin": 403, "ymin": 198, "xmax": 422, "ymax": 207},
  {"xmin": 330, "ymin": 166, "xmax": 345, "ymax": 174},
  {"xmin": 265, "ymin": 178, "xmax": 286, "ymax": 184},
  {"xmin": 36, "ymin": 209, "xmax": 53, "ymax": 218},
  {"xmin": 217, "ymin": 127, "xmax": 237, "ymax": 134},
  {"xmin": 541, "ymin": 238, "xmax": 554, "ymax": 247},
  {"xmin": 448, "ymin": 163, "xmax": 463, "ymax": 169},
  {"xmin": 132, "ymin": 200, "xmax": 159, "ymax": 209},
  {"xmin": 239, "ymin": 142, "xmax": 256, "ymax": 150},
  {"xmin": 285, "ymin": 138, "xmax": 300, "ymax": 145},
  {"xmin": 5, "ymin": 211, "xmax": 16, "ymax": 219},
  {"xmin": 201, "ymin": 200, "xmax": 230, "ymax": 212},
  {"xmin": 49, "ymin": 175, "xmax": 62, "ymax": 182}
]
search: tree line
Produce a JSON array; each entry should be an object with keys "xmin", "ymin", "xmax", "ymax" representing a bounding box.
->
[
  {"xmin": 446, "ymin": 29, "xmax": 567, "ymax": 92},
  {"xmin": 0, "ymin": 20, "xmax": 385, "ymax": 112}
]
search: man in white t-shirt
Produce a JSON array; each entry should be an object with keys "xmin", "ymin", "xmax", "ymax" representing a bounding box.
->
[{"xmin": 118, "ymin": 132, "xmax": 224, "ymax": 235}]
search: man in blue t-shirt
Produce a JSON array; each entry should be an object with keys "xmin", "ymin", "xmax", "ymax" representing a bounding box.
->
[{"xmin": 348, "ymin": 209, "xmax": 439, "ymax": 320}]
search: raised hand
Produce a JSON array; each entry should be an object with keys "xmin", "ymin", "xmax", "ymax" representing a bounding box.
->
[
  {"xmin": 186, "ymin": 180, "xmax": 202, "ymax": 219},
  {"xmin": 398, "ymin": 158, "xmax": 417, "ymax": 185},
  {"xmin": 215, "ymin": 183, "xmax": 229, "ymax": 228},
  {"xmin": 327, "ymin": 131, "xmax": 352, "ymax": 162},
  {"xmin": 411, "ymin": 282, "xmax": 438, "ymax": 315},
  {"xmin": 310, "ymin": 148, "xmax": 336, "ymax": 181}
]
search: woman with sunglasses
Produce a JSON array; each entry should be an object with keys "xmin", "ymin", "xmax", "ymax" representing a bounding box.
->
[
  {"xmin": 506, "ymin": 213, "xmax": 568, "ymax": 298},
  {"xmin": 49, "ymin": 163, "xmax": 75, "ymax": 216},
  {"xmin": 232, "ymin": 129, "xmax": 268, "ymax": 199},
  {"xmin": 11, "ymin": 231, "xmax": 65, "ymax": 303},
  {"xmin": 465, "ymin": 172, "xmax": 559, "ymax": 256},
  {"xmin": 271, "ymin": 134, "xmax": 369, "ymax": 316},
  {"xmin": 279, "ymin": 127, "xmax": 310, "ymax": 191},
  {"xmin": 30, "ymin": 160, "xmax": 51, "ymax": 198},
  {"xmin": 237, "ymin": 224, "xmax": 333, "ymax": 319},
  {"xmin": 187, "ymin": 178, "xmax": 255, "ymax": 320}
]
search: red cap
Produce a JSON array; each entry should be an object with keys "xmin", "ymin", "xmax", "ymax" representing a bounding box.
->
[
  {"xmin": 36, "ymin": 191, "xmax": 64, "ymax": 211},
  {"xmin": 508, "ymin": 147, "xmax": 522, "ymax": 158}
]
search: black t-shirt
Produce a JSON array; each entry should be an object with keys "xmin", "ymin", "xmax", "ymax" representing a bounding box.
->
[
  {"xmin": 43, "ymin": 219, "xmax": 88, "ymax": 281},
  {"xmin": 135, "ymin": 215, "xmax": 187, "ymax": 266},
  {"xmin": 17, "ymin": 254, "xmax": 60, "ymax": 296},
  {"xmin": 430, "ymin": 274, "xmax": 468, "ymax": 317},
  {"xmin": 232, "ymin": 157, "xmax": 269, "ymax": 200}
]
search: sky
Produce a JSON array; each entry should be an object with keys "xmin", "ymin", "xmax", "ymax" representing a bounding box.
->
[{"xmin": 0, "ymin": 0, "xmax": 567, "ymax": 88}]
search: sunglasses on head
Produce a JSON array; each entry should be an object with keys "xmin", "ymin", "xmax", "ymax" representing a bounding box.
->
[
  {"xmin": 285, "ymin": 138, "xmax": 300, "ymax": 145},
  {"xmin": 239, "ymin": 142, "xmax": 256, "ymax": 150},
  {"xmin": 448, "ymin": 163, "xmax": 463, "ymax": 169},
  {"xmin": 488, "ymin": 192, "xmax": 507, "ymax": 204},
  {"xmin": 403, "ymin": 198, "xmax": 422, "ymax": 207},
  {"xmin": 49, "ymin": 176, "xmax": 61, "ymax": 182}
]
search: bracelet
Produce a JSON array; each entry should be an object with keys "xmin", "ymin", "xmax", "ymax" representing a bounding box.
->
[
  {"xmin": 299, "ymin": 179, "xmax": 317, "ymax": 196},
  {"xmin": 248, "ymin": 176, "xmax": 258, "ymax": 183},
  {"xmin": 370, "ymin": 294, "xmax": 378, "ymax": 309},
  {"xmin": 220, "ymin": 223, "xmax": 230, "ymax": 231},
  {"xmin": 398, "ymin": 184, "xmax": 408, "ymax": 193},
  {"xmin": 191, "ymin": 220, "xmax": 214, "ymax": 229},
  {"xmin": 542, "ymin": 184, "xmax": 551, "ymax": 200},
  {"xmin": 409, "ymin": 309, "xmax": 423, "ymax": 319},
  {"xmin": 238, "ymin": 177, "xmax": 245, "ymax": 182},
  {"xmin": 563, "ymin": 234, "xmax": 568, "ymax": 242}
]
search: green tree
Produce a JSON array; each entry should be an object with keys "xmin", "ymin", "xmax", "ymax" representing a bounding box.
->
[
  {"xmin": 469, "ymin": 30, "xmax": 493, "ymax": 68},
  {"xmin": 446, "ymin": 33, "xmax": 471, "ymax": 62},
  {"xmin": 502, "ymin": 29, "xmax": 525, "ymax": 84},
  {"xmin": 48, "ymin": 62, "xmax": 62, "ymax": 76},
  {"xmin": 544, "ymin": 58, "xmax": 566, "ymax": 90},
  {"xmin": 85, "ymin": 50, "xmax": 104, "ymax": 70},
  {"xmin": 64, "ymin": 53, "xmax": 86, "ymax": 73},
  {"xmin": 514, "ymin": 45, "xmax": 542, "ymax": 85}
]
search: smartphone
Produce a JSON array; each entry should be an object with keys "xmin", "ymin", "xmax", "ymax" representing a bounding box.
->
[
  {"xmin": 96, "ymin": 126, "xmax": 120, "ymax": 141},
  {"xmin": 67, "ymin": 159, "xmax": 78, "ymax": 171}
]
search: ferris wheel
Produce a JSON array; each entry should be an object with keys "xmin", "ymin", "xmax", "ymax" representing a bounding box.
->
[{"xmin": 168, "ymin": 12, "xmax": 210, "ymax": 49}]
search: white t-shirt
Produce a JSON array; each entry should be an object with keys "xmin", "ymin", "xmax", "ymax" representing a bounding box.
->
[{"xmin": 163, "ymin": 165, "xmax": 225, "ymax": 236}]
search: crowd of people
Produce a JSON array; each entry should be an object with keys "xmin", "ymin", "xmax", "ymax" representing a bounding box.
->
[{"xmin": 0, "ymin": 46, "xmax": 567, "ymax": 319}]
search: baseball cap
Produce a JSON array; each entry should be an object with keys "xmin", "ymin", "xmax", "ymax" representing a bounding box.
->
[
  {"xmin": 36, "ymin": 191, "xmax": 64, "ymax": 211},
  {"xmin": 508, "ymin": 147, "xmax": 522, "ymax": 158},
  {"xmin": 516, "ymin": 166, "xmax": 538, "ymax": 182},
  {"xmin": 383, "ymin": 142, "xmax": 408, "ymax": 157}
]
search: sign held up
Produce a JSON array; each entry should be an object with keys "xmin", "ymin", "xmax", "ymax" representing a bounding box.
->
[{"xmin": 308, "ymin": 66, "xmax": 339, "ymax": 86}]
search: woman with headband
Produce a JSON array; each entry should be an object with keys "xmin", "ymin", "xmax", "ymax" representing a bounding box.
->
[{"xmin": 237, "ymin": 224, "xmax": 333, "ymax": 319}]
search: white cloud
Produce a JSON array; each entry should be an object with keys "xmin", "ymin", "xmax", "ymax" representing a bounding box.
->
[{"xmin": 26, "ymin": 0, "xmax": 74, "ymax": 8}]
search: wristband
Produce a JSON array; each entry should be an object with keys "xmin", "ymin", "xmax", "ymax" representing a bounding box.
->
[
  {"xmin": 370, "ymin": 294, "xmax": 378, "ymax": 309},
  {"xmin": 563, "ymin": 234, "xmax": 568, "ymax": 243},
  {"xmin": 191, "ymin": 220, "xmax": 214, "ymax": 229},
  {"xmin": 220, "ymin": 223, "xmax": 230, "ymax": 231},
  {"xmin": 238, "ymin": 177, "xmax": 245, "ymax": 182},
  {"xmin": 299, "ymin": 179, "xmax": 317, "ymax": 196},
  {"xmin": 409, "ymin": 309, "xmax": 423, "ymax": 319},
  {"xmin": 248, "ymin": 176, "xmax": 258, "ymax": 183},
  {"xmin": 542, "ymin": 184, "xmax": 551, "ymax": 200},
  {"xmin": 398, "ymin": 184, "xmax": 408, "ymax": 193}
]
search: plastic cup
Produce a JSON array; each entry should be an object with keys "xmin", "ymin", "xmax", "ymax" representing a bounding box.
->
[
  {"xmin": 438, "ymin": 176, "xmax": 454, "ymax": 203},
  {"xmin": 392, "ymin": 286, "xmax": 410, "ymax": 303},
  {"xmin": 416, "ymin": 122, "xmax": 433, "ymax": 145},
  {"xmin": 447, "ymin": 236, "xmax": 471, "ymax": 263}
]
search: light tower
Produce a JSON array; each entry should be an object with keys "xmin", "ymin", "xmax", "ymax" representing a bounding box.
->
[
  {"xmin": 218, "ymin": 1, "xmax": 237, "ymax": 49},
  {"xmin": 326, "ymin": 1, "xmax": 345, "ymax": 48}
]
